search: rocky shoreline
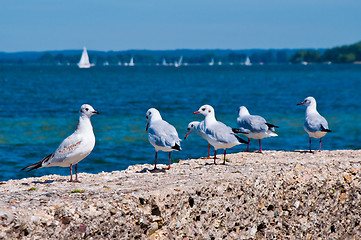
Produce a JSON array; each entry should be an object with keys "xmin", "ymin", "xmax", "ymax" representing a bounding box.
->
[{"xmin": 1, "ymin": 150, "xmax": 361, "ymax": 239}]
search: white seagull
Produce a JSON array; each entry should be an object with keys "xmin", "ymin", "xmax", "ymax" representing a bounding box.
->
[
  {"xmin": 146, "ymin": 108, "xmax": 181, "ymax": 170},
  {"xmin": 22, "ymin": 104, "xmax": 99, "ymax": 182},
  {"xmin": 184, "ymin": 121, "xmax": 211, "ymax": 158},
  {"xmin": 193, "ymin": 105, "xmax": 248, "ymax": 165},
  {"xmin": 297, "ymin": 96, "xmax": 331, "ymax": 152},
  {"xmin": 236, "ymin": 106, "xmax": 278, "ymax": 152}
]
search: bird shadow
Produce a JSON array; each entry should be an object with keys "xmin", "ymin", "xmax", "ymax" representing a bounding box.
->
[
  {"xmin": 31, "ymin": 179, "xmax": 65, "ymax": 184},
  {"xmin": 204, "ymin": 162, "xmax": 227, "ymax": 166},
  {"xmin": 294, "ymin": 150, "xmax": 315, "ymax": 154},
  {"xmin": 136, "ymin": 168, "xmax": 166, "ymax": 174}
]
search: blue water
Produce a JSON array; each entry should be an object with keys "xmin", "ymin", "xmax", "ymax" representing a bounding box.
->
[{"xmin": 0, "ymin": 64, "xmax": 360, "ymax": 181}]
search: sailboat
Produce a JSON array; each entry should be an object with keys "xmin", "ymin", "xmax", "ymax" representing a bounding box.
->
[
  {"xmin": 174, "ymin": 56, "xmax": 183, "ymax": 67},
  {"xmin": 208, "ymin": 58, "xmax": 214, "ymax": 66},
  {"xmin": 161, "ymin": 58, "xmax": 168, "ymax": 66},
  {"xmin": 128, "ymin": 57, "xmax": 135, "ymax": 66},
  {"xmin": 77, "ymin": 47, "xmax": 94, "ymax": 68},
  {"xmin": 244, "ymin": 56, "xmax": 252, "ymax": 66}
]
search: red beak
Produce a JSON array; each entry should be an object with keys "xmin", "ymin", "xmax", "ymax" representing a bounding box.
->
[
  {"xmin": 193, "ymin": 111, "xmax": 200, "ymax": 114},
  {"xmin": 297, "ymin": 102, "xmax": 304, "ymax": 105},
  {"xmin": 184, "ymin": 133, "xmax": 190, "ymax": 140},
  {"xmin": 146, "ymin": 122, "xmax": 149, "ymax": 131}
]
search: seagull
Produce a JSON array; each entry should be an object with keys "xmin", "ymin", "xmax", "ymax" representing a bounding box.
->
[
  {"xmin": 193, "ymin": 105, "xmax": 248, "ymax": 165},
  {"xmin": 184, "ymin": 121, "xmax": 211, "ymax": 158},
  {"xmin": 297, "ymin": 96, "xmax": 331, "ymax": 152},
  {"xmin": 146, "ymin": 108, "xmax": 181, "ymax": 170},
  {"xmin": 22, "ymin": 104, "xmax": 99, "ymax": 182},
  {"xmin": 235, "ymin": 106, "xmax": 278, "ymax": 152}
]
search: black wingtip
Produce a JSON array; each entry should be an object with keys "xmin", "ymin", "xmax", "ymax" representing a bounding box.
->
[
  {"xmin": 21, "ymin": 161, "xmax": 43, "ymax": 172},
  {"xmin": 235, "ymin": 135, "xmax": 248, "ymax": 144},
  {"xmin": 21, "ymin": 153, "xmax": 54, "ymax": 172},
  {"xmin": 321, "ymin": 125, "xmax": 332, "ymax": 132},
  {"xmin": 265, "ymin": 123, "xmax": 279, "ymax": 129},
  {"xmin": 232, "ymin": 128, "xmax": 247, "ymax": 134},
  {"xmin": 172, "ymin": 143, "xmax": 182, "ymax": 151}
]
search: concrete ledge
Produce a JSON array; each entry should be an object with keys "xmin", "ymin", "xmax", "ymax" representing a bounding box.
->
[{"xmin": 1, "ymin": 150, "xmax": 361, "ymax": 239}]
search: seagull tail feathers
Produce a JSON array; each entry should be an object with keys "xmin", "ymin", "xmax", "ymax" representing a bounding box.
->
[
  {"xmin": 21, "ymin": 153, "xmax": 54, "ymax": 172},
  {"xmin": 171, "ymin": 143, "xmax": 182, "ymax": 151},
  {"xmin": 232, "ymin": 128, "xmax": 247, "ymax": 134},
  {"xmin": 265, "ymin": 123, "xmax": 279, "ymax": 131},
  {"xmin": 321, "ymin": 125, "xmax": 332, "ymax": 132},
  {"xmin": 235, "ymin": 135, "xmax": 248, "ymax": 144}
]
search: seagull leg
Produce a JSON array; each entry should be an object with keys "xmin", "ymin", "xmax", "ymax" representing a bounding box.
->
[
  {"xmin": 74, "ymin": 164, "xmax": 81, "ymax": 182},
  {"xmin": 202, "ymin": 144, "xmax": 211, "ymax": 159},
  {"xmin": 319, "ymin": 138, "xmax": 322, "ymax": 152},
  {"xmin": 245, "ymin": 138, "xmax": 250, "ymax": 152},
  {"xmin": 207, "ymin": 144, "xmax": 210, "ymax": 158},
  {"xmin": 154, "ymin": 152, "xmax": 158, "ymax": 170},
  {"xmin": 69, "ymin": 164, "xmax": 73, "ymax": 182},
  {"xmin": 258, "ymin": 139, "xmax": 262, "ymax": 153},
  {"xmin": 214, "ymin": 150, "xmax": 217, "ymax": 165},
  {"xmin": 166, "ymin": 152, "xmax": 171, "ymax": 170},
  {"xmin": 223, "ymin": 150, "xmax": 226, "ymax": 165},
  {"xmin": 309, "ymin": 137, "xmax": 312, "ymax": 153}
]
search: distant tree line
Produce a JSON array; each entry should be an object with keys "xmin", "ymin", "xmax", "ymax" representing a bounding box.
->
[
  {"xmin": 1, "ymin": 41, "xmax": 360, "ymax": 65},
  {"xmin": 290, "ymin": 41, "xmax": 361, "ymax": 63},
  {"xmin": 33, "ymin": 50, "xmax": 293, "ymax": 65}
]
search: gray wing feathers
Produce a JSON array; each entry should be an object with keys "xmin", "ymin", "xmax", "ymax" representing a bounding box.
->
[
  {"xmin": 206, "ymin": 122, "xmax": 237, "ymax": 144},
  {"xmin": 50, "ymin": 134, "xmax": 83, "ymax": 164},
  {"xmin": 149, "ymin": 121, "xmax": 180, "ymax": 148},
  {"xmin": 238, "ymin": 115, "xmax": 268, "ymax": 133},
  {"xmin": 305, "ymin": 113, "xmax": 329, "ymax": 132}
]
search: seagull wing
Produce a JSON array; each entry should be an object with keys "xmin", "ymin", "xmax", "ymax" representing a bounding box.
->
[
  {"xmin": 48, "ymin": 133, "xmax": 83, "ymax": 165},
  {"xmin": 22, "ymin": 132, "xmax": 83, "ymax": 171},
  {"xmin": 206, "ymin": 121, "xmax": 237, "ymax": 144},
  {"xmin": 238, "ymin": 115, "xmax": 268, "ymax": 133},
  {"xmin": 305, "ymin": 113, "xmax": 329, "ymax": 132},
  {"xmin": 148, "ymin": 120, "xmax": 181, "ymax": 148}
]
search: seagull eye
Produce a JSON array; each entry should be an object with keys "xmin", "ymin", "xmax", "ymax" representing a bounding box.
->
[
  {"xmin": 85, "ymin": 108, "xmax": 89, "ymax": 111},
  {"xmin": 149, "ymin": 112, "xmax": 152, "ymax": 115},
  {"xmin": 201, "ymin": 108, "xmax": 205, "ymax": 111},
  {"xmin": 191, "ymin": 124, "xmax": 193, "ymax": 127},
  {"xmin": 208, "ymin": 110, "xmax": 211, "ymax": 113}
]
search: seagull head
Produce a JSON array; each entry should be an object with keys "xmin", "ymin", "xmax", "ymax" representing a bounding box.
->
[
  {"xmin": 80, "ymin": 104, "xmax": 99, "ymax": 117},
  {"xmin": 184, "ymin": 121, "xmax": 199, "ymax": 139},
  {"xmin": 238, "ymin": 106, "xmax": 250, "ymax": 117},
  {"xmin": 145, "ymin": 108, "xmax": 162, "ymax": 131},
  {"xmin": 193, "ymin": 105, "xmax": 214, "ymax": 117},
  {"xmin": 297, "ymin": 96, "xmax": 316, "ymax": 107}
]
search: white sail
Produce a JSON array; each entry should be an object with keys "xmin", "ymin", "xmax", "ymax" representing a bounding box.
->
[
  {"xmin": 174, "ymin": 56, "xmax": 183, "ymax": 67},
  {"xmin": 128, "ymin": 57, "xmax": 135, "ymax": 66},
  {"xmin": 209, "ymin": 58, "xmax": 214, "ymax": 66},
  {"xmin": 77, "ymin": 47, "xmax": 94, "ymax": 68},
  {"xmin": 162, "ymin": 58, "xmax": 168, "ymax": 66},
  {"xmin": 245, "ymin": 56, "xmax": 252, "ymax": 66}
]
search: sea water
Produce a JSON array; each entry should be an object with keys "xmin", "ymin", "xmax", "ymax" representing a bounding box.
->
[{"xmin": 0, "ymin": 64, "xmax": 360, "ymax": 181}]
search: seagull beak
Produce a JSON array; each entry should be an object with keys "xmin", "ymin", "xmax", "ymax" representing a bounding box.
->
[
  {"xmin": 297, "ymin": 102, "xmax": 304, "ymax": 105},
  {"xmin": 184, "ymin": 133, "xmax": 190, "ymax": 140},
  {"xmin": 93, "ymin": 111, "xmax": 99, "ymax": 114},
  {"xmin": 146, "ymin": 122, "xmax": 149, "ymax": 131},
  {"xmin": 193, "ymin": 111, "xmax": 200, "ymax": 114}
]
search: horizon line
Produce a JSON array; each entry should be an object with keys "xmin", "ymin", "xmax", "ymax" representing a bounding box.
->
[{"xmin": 1, "ymin": 47, "xmax": 329, "ymax": 54}]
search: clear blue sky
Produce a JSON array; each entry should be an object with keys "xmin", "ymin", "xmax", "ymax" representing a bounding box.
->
[{"xmin": 1, "ymin": 0, "xmax": 361, "ymax": 52}]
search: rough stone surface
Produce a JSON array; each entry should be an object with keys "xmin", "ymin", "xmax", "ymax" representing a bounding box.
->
[{"xmin": 1, "ymin": 150, "xmax": 361, "ymax": 239}]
